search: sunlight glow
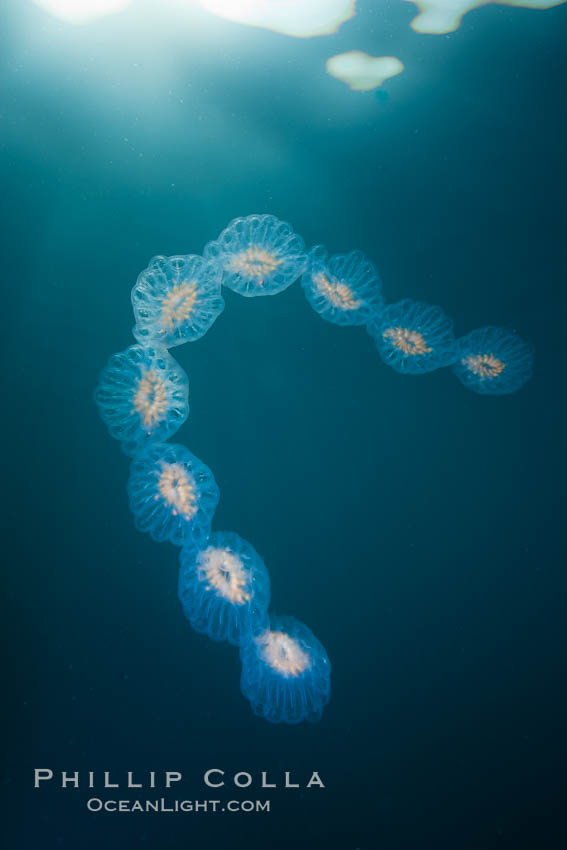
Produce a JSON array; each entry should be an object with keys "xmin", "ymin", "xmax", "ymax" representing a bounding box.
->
[
  {"xmin": 32, "ymin": 0, "xmax": 134, "ymax": 23},
  {"xmin": 326, "ymin": 52, "xmax": 404, "ymax": 91},
  {"xmin": 194, "ymin": 0, "xmax": 356, "ymax": 37},
  {"xmin": 30, "ymin": 0, "xmax": 566, "ymax": 37},
  {"xmin": 405, "ymin": 0, "xmax": 567, "ymax": 34}
]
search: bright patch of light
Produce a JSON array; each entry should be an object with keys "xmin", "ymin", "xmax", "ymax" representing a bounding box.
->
[
  {"xmin": 195, "ymin": 0, "xmax": 356, "ymax": 37},
  {"xmin": 405, "ymin": 0, "xmax": 566, "ymax": 34},
  {"xmin": 32, "ymin": 0, "xmax": 134, "ymax": 24},
  {"xmin": 326, "ymin": 52, "xmax": 404, "ymax": 91}
]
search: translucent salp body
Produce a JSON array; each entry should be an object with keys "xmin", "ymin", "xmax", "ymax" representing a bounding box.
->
[
  {"xmin": 128, "ymin": 442, "xmax": 219, "ymax": 547},
  {"xmin": 204, "ymin": 214, "xmax": 307, "ymax": 297},
  {"xmin": 453, "ymin": 326, "xmax": 534, "ymax": 394},
  {"xmin": 240, "ymin": 614, "xmax": 331, "ymax": 724},
  {"xmin": 302, "ymin": 245, "xmax": 384, "ymax": 326},
  {"xmin": 94, "ymin": 344, "xmax": 189, "ymax": 457},
  {"xmin": 367, "ymin": 298, "xmax": 457, "ymax": 374},
  {"xmin": 178, "ymin": 531, "xmax": 271, "ymax": 646},
  {"xmin": 132, "ymin": 254, "xmax": 224, "ymax": 348}
]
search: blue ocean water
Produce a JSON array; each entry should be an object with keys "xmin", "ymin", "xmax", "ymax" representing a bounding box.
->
[{"xmin": 2, "ymin": 1, "xmax": 566, "ymax": 848}]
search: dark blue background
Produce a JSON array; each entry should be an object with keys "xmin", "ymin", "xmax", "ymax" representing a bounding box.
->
[{"xmin": 2, "ymin": 1, "xmax": 566, "ymax": 847}]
